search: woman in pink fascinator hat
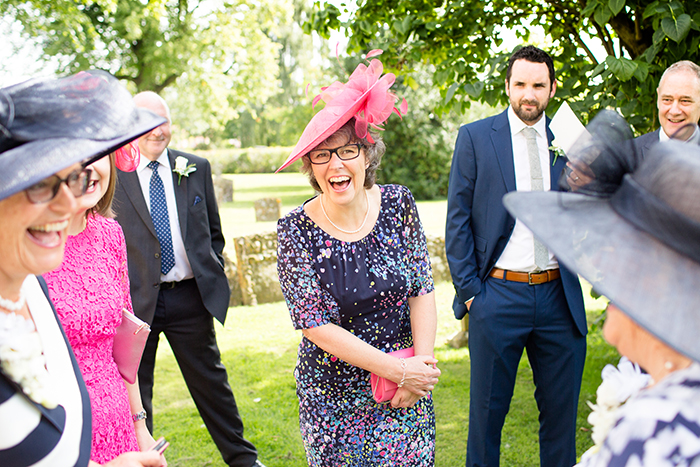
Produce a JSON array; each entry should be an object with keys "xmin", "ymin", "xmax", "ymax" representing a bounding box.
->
[{"xmin": 276, "ymin": 50, "xmax": 441, "ymax": 466}]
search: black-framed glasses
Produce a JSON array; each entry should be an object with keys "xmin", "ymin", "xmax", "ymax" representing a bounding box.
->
[
  {"xmin": 308, "ymin": 143, "xmax": 363, "ymax": 165},
  {"xmin": 25, "ymin": 168, "xmax": 93, "ymax": 204}
]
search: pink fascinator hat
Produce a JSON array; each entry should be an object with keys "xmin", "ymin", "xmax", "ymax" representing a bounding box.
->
[{"xmin": 276, "ymin": 50, "xmax": 408, "ymax": 172}]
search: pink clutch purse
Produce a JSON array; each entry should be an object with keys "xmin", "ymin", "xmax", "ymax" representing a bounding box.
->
[
  {"xmin": 370, "ymin": 347, "xmax": 414, "ymax": 403},
  {"xmin": 113, "ymin": 309, "xmax": 150, "ymax": 384}
]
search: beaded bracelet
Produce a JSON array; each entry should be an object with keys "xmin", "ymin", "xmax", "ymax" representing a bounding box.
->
[
  {"xmin": 397, "ymin": 358, "xmax": 407, "ymax": 388},
  {"xmin": 132, "ymin": 410, "xmax": 147, "ymax": 423}
]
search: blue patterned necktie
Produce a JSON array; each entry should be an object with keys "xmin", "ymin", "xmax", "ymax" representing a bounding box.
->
[{"xmin": 147, "ymin": 161, "xmax": 175, "ymax": 274}]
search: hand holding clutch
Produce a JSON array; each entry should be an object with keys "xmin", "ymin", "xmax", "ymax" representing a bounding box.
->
[
  {"xmin": 370, "ymin": 347, "xmax": 415, "ymax": 403},
  {"xmin": 113, "ymin": 310, "xmax": 150, "ymax": 384}
]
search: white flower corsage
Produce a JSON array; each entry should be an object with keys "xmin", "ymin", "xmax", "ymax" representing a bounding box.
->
[
  {"xmin": 582, "ymin": 357, "xmax": 651, "ymax": 458},
  {"xmin": 0, "ymin": 312, "xmax": 57, "ymax": 408},
  {"xmin": 173, "ymin": 156, "xmax": 196, "ymax": 185},
  {"xmin": 548, "ymin": 143, "xmax": 566, "ymax": 166}
]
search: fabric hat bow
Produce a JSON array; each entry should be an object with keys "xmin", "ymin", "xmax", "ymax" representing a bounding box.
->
[{"xmin": 277, "ymin": 50, "xmax": 407, "ymax": 172}]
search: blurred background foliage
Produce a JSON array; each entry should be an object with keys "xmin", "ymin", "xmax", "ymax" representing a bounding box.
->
[{"xmin": 3, "ymin": 0, "xmax": 697, "ymax": 198}]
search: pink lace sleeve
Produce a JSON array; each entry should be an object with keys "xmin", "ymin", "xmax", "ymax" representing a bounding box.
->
[{"xmin": 115, "ymin": 223, "xmax": 134, "ymax": 316}]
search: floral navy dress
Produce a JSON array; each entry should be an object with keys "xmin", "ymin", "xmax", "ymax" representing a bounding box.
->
[{"xmin": 277, "ymin": 184, "xmax": 436, "ymax": 466}]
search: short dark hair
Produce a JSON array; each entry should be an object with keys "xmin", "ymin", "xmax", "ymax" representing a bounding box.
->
[
  {"xmin": 300, "ymin": 118, "xmax": 385, "ymax": 193},
  {"xmin": 506, "ymin": 45, "xmax": 555, "ymax": 87}
]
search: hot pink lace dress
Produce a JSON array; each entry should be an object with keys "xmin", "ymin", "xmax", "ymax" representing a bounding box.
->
[{"xmin": 44, "ymin": 214, "xmax": 140, "ymax": 463}]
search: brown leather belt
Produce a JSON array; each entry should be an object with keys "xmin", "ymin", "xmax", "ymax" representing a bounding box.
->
[{"xmin": 489, "ymin": 267, "xmax": 560, "ymax": 285}]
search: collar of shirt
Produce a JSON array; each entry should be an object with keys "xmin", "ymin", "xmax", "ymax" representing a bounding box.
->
[
  {"xmin": 659, "ymin": 125, "xmax": 700, "ymax": 143},
  {"xmin": 137, "ymin": 148, "xmax": 170, "ymax": 174},
  {"xmin": 508, "ymin": 105, "xmax": 548, "ymax": 140}
]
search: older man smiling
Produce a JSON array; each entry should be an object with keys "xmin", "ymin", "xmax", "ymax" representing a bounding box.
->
[{"xmin": 635, "ymin": 61, "xmax": 700, "ymax": 157}]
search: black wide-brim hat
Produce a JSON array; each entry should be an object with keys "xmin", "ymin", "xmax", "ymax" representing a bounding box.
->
[
  {"xmin": 0, "ymin": 70, "xmax": 166, "ymax": 201},
  {"xmin": 503, "ymin": 113, "xmax": 700, "ymax": 362}
]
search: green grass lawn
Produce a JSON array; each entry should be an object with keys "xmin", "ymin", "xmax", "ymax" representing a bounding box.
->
[{"xmin": 151, "ymin": 172, "xmax": 618, "ymax": 466}]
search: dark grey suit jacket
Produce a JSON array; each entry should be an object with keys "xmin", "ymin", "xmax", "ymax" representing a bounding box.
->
[
  {"xmin": 633, "ymin": 129, "xmax": 660, "ymax": 160},
  {"xmin": 114, "ymin": 149, "xmax": 230, "ymax": 325}
]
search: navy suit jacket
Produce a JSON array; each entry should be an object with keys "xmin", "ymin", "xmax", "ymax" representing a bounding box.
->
[
  {"xmin": 445, "ymin": 109, "xmax": 587, "ymax": 335},
  {"xmin": 114, "ymin": 149, "xmax": 230, "ymax": 325}
]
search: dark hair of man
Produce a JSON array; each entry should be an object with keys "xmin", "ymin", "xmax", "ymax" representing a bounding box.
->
[{"xmin": 506, "ymin": 45, "xmax": 555, "ymax": 87}]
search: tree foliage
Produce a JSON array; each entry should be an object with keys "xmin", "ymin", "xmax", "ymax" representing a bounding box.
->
[
  {"xmin": 223, "ymin": 0, "xmax": 343, "ymax": 147},
  {"xmin": 2, "ymin": 0, "xmax": 289, "ymax": 134},
  {"xmin": 376, "ymin": 66, "xmax": 458, "ymax": 200},
  {"xmin": 307, "ymin": 0, "xmax": 700, "ymax": 134}
]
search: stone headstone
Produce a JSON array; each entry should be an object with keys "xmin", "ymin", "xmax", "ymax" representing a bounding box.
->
[
  {"xmin": 254, "ymin": 197, "xmax": 281, "ymax": 222},
  {"xmin": 233, "ymin": 232, "xmax": 283, "ymax": 306},
  {"xmin": 223, "ymin": 251, "xmax": 244, "ymax": 307},
  {"xmin": 213, "ymin": 175, "xmax": 234, "ymax": 204}
]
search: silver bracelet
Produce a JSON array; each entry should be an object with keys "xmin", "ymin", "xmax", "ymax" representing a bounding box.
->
[
  {"xmin": 397, "ymin": 358, "xmax": 407, "ymax": 388},
  {"xmin": 132, "ymin": 410, "xmax": 147, "ymax": 423}
]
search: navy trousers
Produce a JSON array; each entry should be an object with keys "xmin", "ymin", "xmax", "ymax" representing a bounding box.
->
[{"xmin": 466, "ymin": 275, "xmax": 586, "ymax": 467}]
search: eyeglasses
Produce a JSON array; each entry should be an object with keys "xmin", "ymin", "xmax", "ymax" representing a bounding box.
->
[
  {"xmin": 25, "ymin": 168, "xmax": 93, "ymax": 204},
  {"xmin": 308, "ymin": 143, "xmax": 363, "ymax": 165}
]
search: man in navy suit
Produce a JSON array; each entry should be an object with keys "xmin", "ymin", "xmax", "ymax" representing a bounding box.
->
[
  {"xmin": 634, "ymin": 61, "xmax": 700, "ymax": 158},
  {"xmin": 114, "ymin": 92, "xmax": 264, "ymax": 467},
  {"xmin": 446, "ymin": 46, "xmax": 586, "ymax": 467}
]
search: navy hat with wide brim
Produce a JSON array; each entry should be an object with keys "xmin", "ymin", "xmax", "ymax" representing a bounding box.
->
[
  {"xmin": 503, "ymin": 136, "xmax": 700, "ymax": 363},
  {"xmin": 0, "ymin": 70, "xmax": 166, "ymax": 201}
]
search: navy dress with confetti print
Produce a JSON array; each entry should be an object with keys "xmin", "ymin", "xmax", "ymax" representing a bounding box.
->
[{"xmin": 277, "ymin": 184, "xmax": 436, "ymax": 467}]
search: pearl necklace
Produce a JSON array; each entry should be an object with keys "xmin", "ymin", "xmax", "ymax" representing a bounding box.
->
[
  {"xmin": 320, "ymin": 189, "xmax": 370, "ymax": 235},
  {"xmin": 0, "ymin": 290, "xmax": 26, "ymax": 312}
]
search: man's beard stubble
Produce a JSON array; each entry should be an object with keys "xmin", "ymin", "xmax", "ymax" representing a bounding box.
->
[{"xmin": 512, "ymin": 98, "xmax": 548, "ymax": 125}]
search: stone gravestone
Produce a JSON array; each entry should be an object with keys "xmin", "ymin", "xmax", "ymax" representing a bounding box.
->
[
  {"xmin": 213, "ymin": 175, "xmax": 233, "ymax": 205},
  {"xmin": 233, "ymin": 232, "xmax": 284, "ymax": 306},
  {"xmin": 254, "ymin": 197, "xmax": 281, "ymax": 222},
  {"xmin": 222, "ymin": 251, "xmax": 244, "ymax": 307}
]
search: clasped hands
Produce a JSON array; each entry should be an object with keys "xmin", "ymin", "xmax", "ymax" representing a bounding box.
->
[{"xmin": 390, "ymin": 355, "xmax": 441, "ymax": 408}]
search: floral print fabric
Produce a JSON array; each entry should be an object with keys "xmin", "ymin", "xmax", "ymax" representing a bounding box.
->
[
  {"xmin": 277, "ymin": 184, "xmax": 436, "ymax": 466},
  {"xmin": 44, "ymin": 214, "xmax": 139, "ymax": 463},
  {"xmin": 577, "ymin": 363, "xmax": 700, "ymax": 467}
]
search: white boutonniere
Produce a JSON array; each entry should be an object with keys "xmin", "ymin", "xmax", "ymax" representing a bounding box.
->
[
  {"xmin": 548, "ymin": 143, "xmax": 566, "ymax": 166},
  {"xmin": 581, "ymin": 357, "xmax": 650, "ymax": 459},
  {"xmin": 173, "ymin": 156, "xmax": 196, "ymax": 185},
  {"xmin": 0, "ymin": 312, "xmax": 58, "ymax": 409}
]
